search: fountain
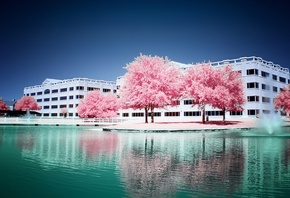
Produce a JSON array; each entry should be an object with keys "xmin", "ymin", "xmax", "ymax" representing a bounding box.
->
[{"xmin": 257, "ymin": 112, "xmax": 283, "ymax": 134}]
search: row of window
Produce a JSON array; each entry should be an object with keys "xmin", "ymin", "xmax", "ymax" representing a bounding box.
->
[
  {"xmin": 36, "ymin": 95, "xmax": 84, "ymax": 102},
  {"xmin": 27, "ymin": 87, "xmax": 115, "ymax": 96},
  {"xmin": 247, "ymin": 96, "xmax": 271, "ymax": 103},
  {"xmin": 42, "ymin": 104, "xmax": 78, "ymax": 109},
  {"xmin": 42, "ymin": 113, "xmax": 77, "ymax": 117},
  {"xmin": 122, "ymin": 111, "xmax": 243, "ymax": 117},
  {"xmin": 247, "ymin": 82, "xmax": 283, "ymax": 92},
  {"xmin": 246, "ymin": 69, "xmax": 287, "ymax": 83}
]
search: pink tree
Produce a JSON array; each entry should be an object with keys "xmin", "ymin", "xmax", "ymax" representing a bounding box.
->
[
  {"xmin": 119, "ymin": 54, "xmax": 182, "ymax": 123},
  {"xmin": 211, "ymin": 65, "xmax": 246, "ymax": 121},
  {"xmin": 274, "ymin": 85, "xmax": 290, "ymax": 114},
  {"xmin": 0, "ymin": 98, "xmax": 10, "ymax": 110},
  {"xmin": 183, "ymin": 63, "xmax": 219, "ymax": 123},
  {"xmin": 77, "ymin": 90, "xmax": 118, "ymax": 118},
  {"xmin": 14, "ymin": 96, "xmax": 41, "ymax": 111}
]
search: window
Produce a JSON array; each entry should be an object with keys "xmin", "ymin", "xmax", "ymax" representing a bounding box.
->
[
  {"xmin": 37, "ymin": 99, "xmax": 42, "ymax": 102},
  {"xmin": 279, "ymin": 77, "xmax": 286, "ymax": 83},
  {"xmin": 87, "ymin": 87, "xmax": 98, "ymax": 91},
  {"xmin": 230, "ymin": 111, "xmax": 243, "ymax": 116},
  {"xmin": 76, "ymin": 95, "xmax": 84, "ymax": 99},
  {"xmin": 37, "ymin": 91, "xmax": 42, "ymax": 95},
  {"xmin": 69, "ymin": 87, "xmax": 74, "ymax": 91},
  {"xmin": 247, "ymin": 82, "xmax": 259, "ymax": 89},
  {"xmin": 69, "ymin": 104, "xmax": 73, "ymax": 108},
  {"xmin": 122, "ymin": 113, "xmax": 129, "ymax": 117},
  {"xmin": 273, "ymin": 86, "xmax": 278, "ymax": 92},
  {"xmin": 60, "ymin": 88, "xmax": 67, "ymax": 92},
  {"xmin": 69, "ymin": 95, "xmax": 73, "ymax": 99},
  {"xmin": 43, "ymin": 113, "xmax": 49, "ymax": 117},
  {"xmin": 132, "ymin": 112, "xmax": 144, "ymax": 117},
  {"xmin": 246, "ymin": 69, "xmax": 258, "ymax": 75},
  {"xmin": 51, "ymin": 113, "xmax": 57, "ymax": 117},
  {"xmin": 68, "ymin": 113, "xmax": 73, "ymax": 117},
  {"xmin": 44, "ymin": 98, "xmax": 50, "ymax": 102},
  {"xmin": 272, "ymin": 74, "xmax": 277, "ymax": 80},
  {"xmin": 31, "ymin": 92, "xmax": 36, "ymax": 96},
  {"xmin": 147, "ymin": 112, "xmax": 161, "ymax": 117},
  {"xmin": 262, "ymin": 84, "xmax": 270, "ymax": 90},
  {"xmin": 43, "ymin": 106, "xmax": 49, "ymax": 109},
  {"xmin": 184, "ymin": 111, "xmax": 201, "ymax": 116},
  {"xmin": 51, "ymin": 105, "xmax": 57, "ymax": 109},
  {"xmin": 171, "ymin": 100, "xmax": 180, "ymax": 105},
  {"xmin": 76, "ymin": 86, "xmax": 84, "ymax": 90},
  {"xmin": 60, "ymin": 96, "xmax": 67, "ymax": 100},
  {"xmin": 59, "ymin": 104, "xmax": 67, "ymax": 108},
  {"xmin": 248, "ymin": 109, "xmax": 259, "ymax": 116},
  {"xmin": 206, "ymin": 111, "xmax": 223, "ymax": 116},
  {"xmin": 52, "ymin": 89, "xmax": 58, "ymax": 93},
  {"xmin": 44, "ymin": 89, "xmax": 50, "ymax": 94},
  {"xmin": 184, "ymin": 100, "xmax": 193, "ymax": 105},
  {"xmin": 103, "ymin": 88, "xmax": 111, "ymax": 92},
  {"xmin": 165, "ymin": 112, "xmax": 180, "ymax": 117},
  {"xmin": 261, "ymin": 71, "xmax": 269, "ymax": 77},
  {"xmin": 262, "ymin": 97, "xmax": 270, "ymax": 103},
  {"xmin": 247, "ymin": 96, "xmax": 259, "ymax": 102},
  {"xmin": 52, "ymin": 97, "xmax": 58, "ymax": 101}
]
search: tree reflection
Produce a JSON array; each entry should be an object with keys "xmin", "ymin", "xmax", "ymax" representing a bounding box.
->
[{"xmin": 79, "ymin": 131, "xmax": 118, "ymax": 159}]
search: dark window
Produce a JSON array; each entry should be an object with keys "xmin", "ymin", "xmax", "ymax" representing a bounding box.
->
[
  {"xmin": 52, "ymin": 97, "xmax": 58, "ymax": 101},
  {"xmin": 69, "ymin": 104, "xmax": 73, "ymax": 108},
  {"xmin": 52, "ymin": 89, "xmax": 58, "ymax": 93},
  {"xmin": 165, "ymin": 112, "xmax": 180, "ymax": 117},
  {"xmin": 51, "ymin": 105, "xmax": 57, "ymax": 109},
  {"xmin": 184, "ymin": 100, "xmax": 193, "ymax": 105},
  {"xmin": 76, "ymin": 86, "xmax": 84, "ymax": 90},
  {"xmin": 261, "ymin": 71, "xmax": 269, "ymax": 77},
  {"xmin": 37, "ymin": 91, "xmax": 42, "ymax": 95},
  {"xmin": 51, "ymin": 113, "xmax": 57, "ymax": 117},
  {"xmin": 248, "ymin": 109, "xmax": 259, "ymax": 116},
  {"xmin": 122, "ymin": 113, "xmax": 129, "ymax": 117},
  {"xmin": 103, "ymin": 88, "xmax": 111, "ymax": 92},
  {"xmin": 37, "ymin": 99, "xmax": 42, "ymax": 102},
  {"xmin": 206, "ymin": 111, "xmax": 223, "ymax": 116},
  {"xmin": 59, "ymin": 104, "xmax": 67, "ymax": 108},
  {"xmin": 44, "ymin": 89, "xmax": 50, "ymax": 94},
  {"xmin": 132, "ymin": 112, "xmax": 144, "ymax": 117},
  {"xmin": 44, "ymin": 98, "xmax": 50, "ymax": 102},
  {"xmin": 184, "ymin": 111, "xmax": 201, "ymax": 116},
  {"xmin": 69, "ymin": 113, "xmax": 73, "ymax": 117},
  {"xmin": 69, "ymin": 95, "xmax": 73, "ymax": 99},
  {"xmin": 147, "ymin": 112, "xmax": 161, "ymax": 117},
  {"xmin": 279, "ymin": 77, "xmax": 286, "ymax": 83},
  {"xmin": 60, "ymin": 96, "xmax": 67, "ymax": 100},
  {"xmin": 69, "ymin": 87, "xmax": 74, "ymax": 91},
  {"xmin": 87, "ymin": 87, "xmax": 97, "ymax": 91},
  {"xmin": 43, "ymin": 113, "xmax": 49, "ymax": 117},
  {"xmin": 262, "ymin": 97, "xmax": 270, "ymax": 103},
  {"xmin": 43, "ymin": 106, "xmax": 49, "ymax": 109},
  {"xmin": 247, "ymin": 82, "xmax": 259, "ymax": 89},
  {"xmin": 262, "ymin": 84, "xmax": 270, "ymax": 90},
  {"xmin": 272, "ymin": 75, "xmax": 277, "ymax": 80},
  {"xmin": 247, "ymin": 96, "xmax": 259, "ymax": 102},
  {"xmin": 246, "ymin": 69, "xmax": 258, "ymax": 75},
  {"xmin": 273, "ymin": 86, "xmax": 278, "ymax": 92},
  {"xmin": 76, "ymin": 95, "xmax": 84, "ymax": 99},
  {"xmin": 31, "ymin": 92, "xmax": 36, "ymax": 96},
  {"xmin": 60, "ymin": 88, "xmax": 67, "ymax": 92},
  {"xmin": 230, "ymin": 111, "xmax": 243, "ymax": 116}
]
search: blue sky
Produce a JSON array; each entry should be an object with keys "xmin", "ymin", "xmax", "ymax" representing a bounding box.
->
[{"xmin": 1, "ymin": 0, "xmax": 289, "ymax": 100}]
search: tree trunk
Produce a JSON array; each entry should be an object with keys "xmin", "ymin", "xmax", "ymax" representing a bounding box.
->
[
  {"xmin": 144, "ymin": 107, "xmax": 148, "ymax": 123},
  {"xmin": 202, "ymin": 109, "xmax": 205, "ymax": 124},
  {"xmin": 223, "ymin": 108, "xmax": 226, "ymax": 122},
  {"xmin": 150, "ymin": 105, "xmax": 154, "ymax": 123}
]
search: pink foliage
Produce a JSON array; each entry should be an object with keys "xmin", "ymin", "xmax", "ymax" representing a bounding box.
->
[
  {"xmin": 274, "ymin": 85, "xmax": 290, "ymax": 114},
  {"xmin": 14, "ymin": 96, "xmax": 41, "ymax": 111},
  {"xmin": 0, "ymin": 99, "xmax": 10, "ymax": 110},
  {"xmin": 77, "ymin": 90, "xmax": 118, "ymax": 118},
  {"xmin": 211, "ymin": 65, "xmax": 246, "ymax": 120},
  {"xmin": 119, "ymin": 54, "xmax": 182, "ymax": 123},
  {"xmin": 183, "ymin": 63, "xmax": 245, "ymax": 122}
]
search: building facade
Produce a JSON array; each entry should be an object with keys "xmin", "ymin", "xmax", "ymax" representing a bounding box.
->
[
  {"xmin": 24, "ymin": 78, "xmax": 116, "ymax": 118},
  {"xmin": 117, "ymin": 56, "xmax": 290, "ymax": 122}
]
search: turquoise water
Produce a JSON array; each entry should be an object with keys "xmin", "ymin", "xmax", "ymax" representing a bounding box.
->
[{"xmin": 1, "ymin": 126, "xmax": 290, "ymax": 197}]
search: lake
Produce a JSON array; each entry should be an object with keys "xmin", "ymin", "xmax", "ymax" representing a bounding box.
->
[{"xmin": 1, "ymin": 125, "xmax": 290, "ymax": 197}]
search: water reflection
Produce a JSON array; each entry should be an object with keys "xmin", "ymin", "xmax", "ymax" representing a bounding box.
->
[{"xmin": 1, "ymin": 127, "xmax": 290, "ymax": 197}]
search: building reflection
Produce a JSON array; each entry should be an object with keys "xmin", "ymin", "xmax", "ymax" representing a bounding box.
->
[{"xmin": 15, "ymin": 132, "xmax": 35, "ymax": 150}]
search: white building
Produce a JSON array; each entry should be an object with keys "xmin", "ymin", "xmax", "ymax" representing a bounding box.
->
[
  {"xmin": 24, "ymin": 78, "xmax": 116, "ymax": 118},
  {"xmin": 117, "ymin": 56, "xmax": 290, "ymax": 122}
]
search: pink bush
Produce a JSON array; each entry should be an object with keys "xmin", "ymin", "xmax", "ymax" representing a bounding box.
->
[
  {"xmin": 274, "ymin": 85, "xmax": 290, "ymax": 114},
  {"xmin": 0, "ymin": 99, "xmax": 10, "ymax": 110}
]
